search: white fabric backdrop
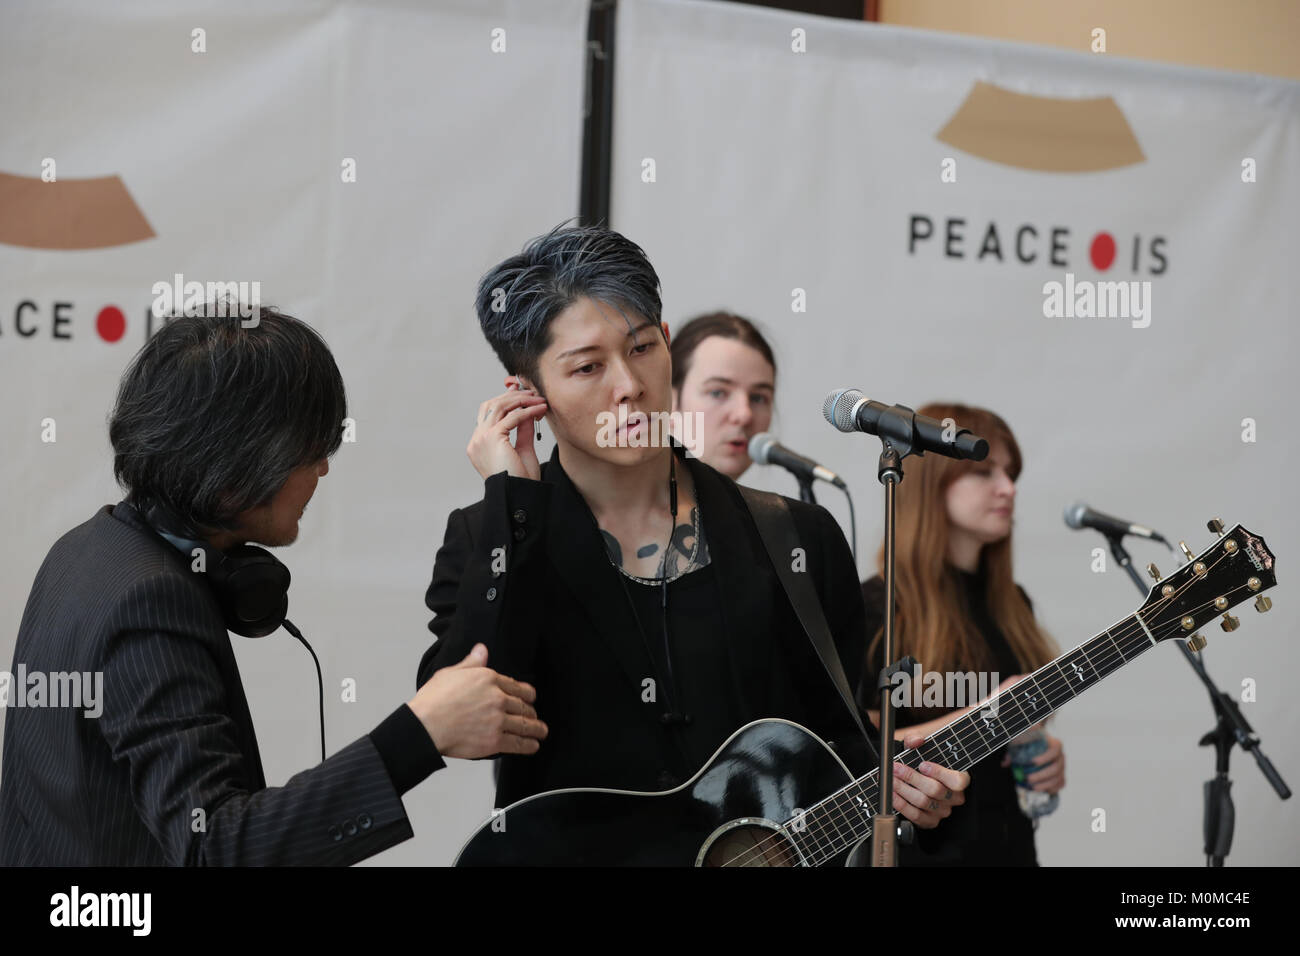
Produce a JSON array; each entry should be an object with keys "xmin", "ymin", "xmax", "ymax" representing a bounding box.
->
[
  {"xmin": 0, "ymin": 0, "xmax": 588, "ymax": 866},
  {"xmin": 611, "ymin": 0, "xmax": 1299, "ymax": 864},
  {"xmin": 2, "ymin": 0, "xmax": 1296, "ymax": 868}
]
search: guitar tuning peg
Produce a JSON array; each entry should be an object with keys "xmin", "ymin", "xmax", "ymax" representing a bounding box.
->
[
  {"xmin": 1185, "ymin": 633, "xmax": 1207, "ymax": 653},
  {"xmin": 1180, "ymin": 541, "xmax": 1195, "ymax": 561},
  {"xmin": 1255, "ymin": 595, "xmax": 1273, "ymax": 613},
  {"xmin": 1146, "ymin": 563, "xmax": 1161, "ymax": 581},
  {"xmin": 1207, "ymin": 518, "xmax": 1225, "ymax": 536},
  {"xmin": 1219, "ymin": 612, "xmax": 1240, "ymax": 632}
]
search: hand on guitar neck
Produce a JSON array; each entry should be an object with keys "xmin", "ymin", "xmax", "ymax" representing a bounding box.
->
[
  {"xmin": 889, "ymin": 731, "xmax": 971, "ymax": 829},
  {"xmin": 862, "ymin": 673, "xmax": 1036, "ymax": 829},
  {"xmin": 867, "ymin": 673, "xmax": 1067, "ymax": 798}
]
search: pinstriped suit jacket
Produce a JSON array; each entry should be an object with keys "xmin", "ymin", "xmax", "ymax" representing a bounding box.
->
[{"xmin": 0, "ymin": 503, "xmax": 415, "ymax": 865}]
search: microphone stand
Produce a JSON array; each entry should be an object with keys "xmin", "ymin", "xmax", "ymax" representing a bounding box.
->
[
  {"xmin": 1105, "ymin": 531, "xmax": 1290, "ymax": 866},
  {"xmin": 827, "ymin": 397, "xmax": 985, "ymax": 866},
  {"xmin": 865, "ymin": 414, "xmax": 922, "ymax": 867},
  {"xmin": 796, "ymin": 475, "xmax": 817, "ymax": 505}
]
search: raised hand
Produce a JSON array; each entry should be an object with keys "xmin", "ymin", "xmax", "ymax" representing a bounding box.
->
[{"xmin": 466, "ymin": 380, "xmax": 547, "ymax": 480}]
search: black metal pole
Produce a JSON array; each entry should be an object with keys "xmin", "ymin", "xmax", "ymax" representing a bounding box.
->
[
  {"xmin": 869, "ymin": 442, "xmax": 904, "ymax": 866},
  {"xmin": 579, "ymin": 0, "xmax": 617, "ymax": 228}
]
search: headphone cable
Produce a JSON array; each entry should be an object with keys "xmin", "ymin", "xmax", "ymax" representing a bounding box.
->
[{"xmin": 281, "ymin": 618, "xmax": 326, "ymax": 763}]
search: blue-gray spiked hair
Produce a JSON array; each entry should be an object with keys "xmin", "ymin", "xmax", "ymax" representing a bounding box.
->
[{"xmin": 474, "ymin": 223, "xmax": 664, "ymax": 390}]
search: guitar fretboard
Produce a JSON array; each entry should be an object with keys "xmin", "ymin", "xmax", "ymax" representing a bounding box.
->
[{"xmin": 783, "ymin": 609, "xmax": 1166, "ymax": 866}]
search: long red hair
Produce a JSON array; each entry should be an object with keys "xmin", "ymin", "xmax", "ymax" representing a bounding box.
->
[{"xmin": 866, "ymin": 403, "xmax": 1057, "ymax": 679}]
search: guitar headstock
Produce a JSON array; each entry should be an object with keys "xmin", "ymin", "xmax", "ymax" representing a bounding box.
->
[{"xmin": 1139, "ymin": 521, "xmax": 1277, "ymax": 649}]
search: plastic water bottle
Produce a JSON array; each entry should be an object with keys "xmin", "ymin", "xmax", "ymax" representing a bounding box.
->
[{"xmin": 1007, "ymin": 726, "xmax": 1059, "ymax": 820}]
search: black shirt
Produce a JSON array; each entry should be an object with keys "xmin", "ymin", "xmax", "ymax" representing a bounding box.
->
[
  {"xmin": 422, "ymin": 444, "xmax": 878, "ymax": 809},
  {"xmin": 620, "ymin": 564, "xmax": 748, "ymax": 775},
  {"xmin": 619, "ymin": 522, "xmax": 875, "ymax": 786},
  {"xmin": 860, "ymin": 565, "xmax": 1039, "ymax": 866}
]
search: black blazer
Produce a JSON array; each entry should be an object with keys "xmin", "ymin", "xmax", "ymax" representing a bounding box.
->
[
  {"xmin": 419, "ymin": 444, "xmax": 876, "ymax": 808},
  {"xmin": 0, "ymin": 502, "xmax": 422, "ymax": 865}
]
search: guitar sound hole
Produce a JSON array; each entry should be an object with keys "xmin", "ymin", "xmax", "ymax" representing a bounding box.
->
[{"xmin": 699, "ymin": 824, "xmax": 798, "ymax": 867}]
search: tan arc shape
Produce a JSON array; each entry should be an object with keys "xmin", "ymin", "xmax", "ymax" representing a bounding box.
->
[
  {"xmin": 0, "ymin": 172, "xmax": 155, "ymax": 250},
  {"xmin": 936, "ymin": 81, "xmax": 1145, "ymax": 172}
]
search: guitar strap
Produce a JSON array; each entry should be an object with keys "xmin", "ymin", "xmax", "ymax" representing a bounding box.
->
[{"xmin": 737, "ymin": 483, "xmax": 871, "ymax": 746}]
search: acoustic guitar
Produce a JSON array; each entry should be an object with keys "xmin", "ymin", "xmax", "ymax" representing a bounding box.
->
[{"xmin": 455, "ymin": 522, "xmax": 1277, "ymax": 866}]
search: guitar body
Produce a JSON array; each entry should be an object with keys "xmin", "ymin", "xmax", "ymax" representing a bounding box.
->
[{"xmin": 455, "ymin": 718, "xmax": 860, "ymax": 866}]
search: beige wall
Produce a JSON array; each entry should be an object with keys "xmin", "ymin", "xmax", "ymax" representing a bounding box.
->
[{"xmin": 879, "ymin": 0, "xmax": 1300, "ymax": 81}]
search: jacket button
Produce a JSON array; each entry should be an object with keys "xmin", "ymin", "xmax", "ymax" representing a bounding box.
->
[
  {"xmin": 358, "ymin": 813, "xmax": 372, "ymax": 830},
  {"xmin": 486, "ymin": 587, "xmax": 497, "ymax": 601},
  {"xmin": 343, "ymin": 820, "xmax": 358, "ymax": 837},
  {"xmin": 513, "ymin": 527, "xmax": 526, "ymax": 541},
  {"xmin": 512, "ymin": 509, "xmax": 527, "ymax": 524},
  {"xmin": 327, "ymin": 825, "xmax": 342, "ymax": 842},
  {"xmin": 655, "ymin": 770, "xmax": 678, "ymax": 789}
]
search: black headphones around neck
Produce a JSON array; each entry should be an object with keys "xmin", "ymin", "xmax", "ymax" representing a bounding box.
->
[{"xmin": 142, "ymin": 500, "xmax": 291, "ymax": 638}]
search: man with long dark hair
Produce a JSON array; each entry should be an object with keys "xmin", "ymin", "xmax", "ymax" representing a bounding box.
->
[
  {"xmin": 0, "ymin": 306, "xmax": 546, "ymax": 866},
  {"xmin": 669, "ymin": 311, "xmax": 777, "ymax": 480},
  {"xmin": 419, "ymin": 225, "xmax": 970, "ymax": 861}
]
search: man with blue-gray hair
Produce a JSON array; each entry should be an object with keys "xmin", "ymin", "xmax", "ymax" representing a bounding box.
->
[{"xmin": 419, "ymin": 224, "xmax": 970, "ymax": 864}]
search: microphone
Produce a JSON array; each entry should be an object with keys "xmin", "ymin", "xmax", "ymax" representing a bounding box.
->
[
  {"xmin": 822, "ymin": 389, "xmax": 988, "ymax": 461},
  {"xmin": 1064, "ymin": 502, "xmax": 1169, "ymax": 545},
  {"xmin": 748, "ymin": 433, "xmax": 846, "ymax": 489}
]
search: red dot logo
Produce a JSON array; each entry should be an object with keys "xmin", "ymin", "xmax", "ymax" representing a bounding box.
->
[
  {"xmin": 96, "ymin": 306, "xmax": 126, "ymax": 343},
  {"xmin": 1089, "ymin": 232, "xmax": 1116, "ymax": 271}
]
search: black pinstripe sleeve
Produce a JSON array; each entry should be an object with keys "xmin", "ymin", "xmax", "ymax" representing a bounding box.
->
[{"xmin": 96, "ymin": 573, "xmax": 427, "ymax": 866}]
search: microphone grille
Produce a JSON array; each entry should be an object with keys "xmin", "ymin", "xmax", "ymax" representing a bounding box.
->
[
  {"xmin": 1064, "ymin": 502, "xmax": 1087, "ymax": 529},
  {"xmin": 748, "ymin": 432, "xmax": 774, "ymax": 464},
  {"xmin": 823, "ymin": 388, "xmax": 863, "ymax": 432}
]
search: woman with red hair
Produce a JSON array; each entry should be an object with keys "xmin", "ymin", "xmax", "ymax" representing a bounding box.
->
[{"xmin": 860, "ymin": 402, "xmax": 1066, "ymax": 866}]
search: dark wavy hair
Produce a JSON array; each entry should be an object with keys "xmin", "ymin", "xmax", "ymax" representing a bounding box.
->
[
  {"xmin": 109, "ymin": 305, "xmax": 347, "ymax": 533},
  {"xmin": 474, "ymin": 223, "xmax": 663, "ymax": 389}
]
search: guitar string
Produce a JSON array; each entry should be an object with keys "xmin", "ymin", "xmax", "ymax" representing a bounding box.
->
[
  {"xmin": 793, "ymin": 580, "xmax": 1252, "ymax": 867},
  {"xmin": 762, "ymin": 552, "xmax": 1249, "ymax": 866},
  {"xmin": 745, "ymin": 584, "xmax": 1244, "ymax": 868},
  {"xmin": 721, "ymin": 551, "xmax": 1251, "ymax": 866},
  {"xmin": 828, "ymin": 565, "xmax": 1250, "ymax": 829},
  {"xmin": 734, "ymin": 578, "xmax": 1248, "ymax": 868}
]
